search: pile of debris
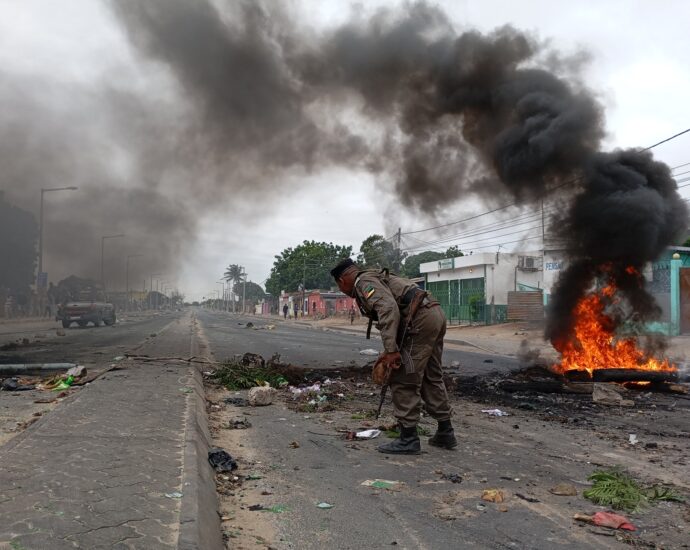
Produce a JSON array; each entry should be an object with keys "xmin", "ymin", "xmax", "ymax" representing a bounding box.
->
[
  {"xmin": 0, "ymin": 364, "xmax": 87, "ymax": 393},
  {"xmin": 454, "ymin": 364, "xmax": 689, "ymax": 416}
]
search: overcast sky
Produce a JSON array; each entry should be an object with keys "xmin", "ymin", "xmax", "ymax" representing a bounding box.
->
[{"xmin": 1, "ymin": 0, "xmax": 689, "ymax": 301}]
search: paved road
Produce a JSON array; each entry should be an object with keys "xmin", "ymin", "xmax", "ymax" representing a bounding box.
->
[
  {"xmin": 197, "ymin": 309, "xmax": 520, "ymax": 376},
  {"xmin": 0, "ymin": 312, "xmax": 180, "ymax": 365}
]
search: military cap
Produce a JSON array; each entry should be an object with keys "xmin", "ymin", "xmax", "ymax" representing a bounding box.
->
[{"xmin": 330, "ymin": 258, "xmax": 356, "ymax": 279}]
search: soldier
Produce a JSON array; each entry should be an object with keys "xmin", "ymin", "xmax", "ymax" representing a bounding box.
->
[{"xmin": 330, "ymin": 258, "xmax": 456, "ymax": 454}]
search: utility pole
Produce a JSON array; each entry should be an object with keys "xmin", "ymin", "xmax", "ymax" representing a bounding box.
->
[
  {"xmin": 126, "ymin": 254, "xmax": 142, "ymax": 312},
  {"xmin": 396, "ymin": 227, "xmax": 402, "ymax": 272},
  {"xmin": 242, "ymin": 267, "xmax": 247, "ymax": 315}
]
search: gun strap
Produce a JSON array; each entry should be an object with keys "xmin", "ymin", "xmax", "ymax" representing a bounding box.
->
[{"xmin": 366, "ymin": 317, "xmax": 373, "ymax": 340}]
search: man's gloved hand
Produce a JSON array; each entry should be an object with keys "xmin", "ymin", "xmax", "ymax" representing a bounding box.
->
[{"xmin": 378, "ymin": 351, "xmax": 402, "ymax": 370}]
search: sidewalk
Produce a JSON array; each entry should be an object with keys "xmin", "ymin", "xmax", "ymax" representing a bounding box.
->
[{"xmin": 0, "ymin": 312, "xmax": 221, "ymax": 550}]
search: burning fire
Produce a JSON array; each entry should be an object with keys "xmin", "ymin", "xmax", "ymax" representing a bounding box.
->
[{"xmin": 552, "ymin": 278, "xmax": 676, "ymax": 376}]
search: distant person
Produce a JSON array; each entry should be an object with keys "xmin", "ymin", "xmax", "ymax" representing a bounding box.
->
[
  {"xmin": 349, "ymin": 304, "xmax": 356, "ymax": 325},
  {"xmin": 283, "ymin": 303, "xmax": 288, "ymax": 320},
  {"xmin": 294, "ymin": 303, "xmax": 299, "ymax": 319}
]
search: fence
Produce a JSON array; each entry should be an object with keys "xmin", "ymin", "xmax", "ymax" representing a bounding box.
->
[{"xmin": 427, "ymin": 278, "xmax": 506, "ymax": 325}]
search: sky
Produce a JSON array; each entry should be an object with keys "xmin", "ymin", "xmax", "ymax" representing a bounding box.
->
[{"xmin": 0, "ymin": 0, "xmax": 689, "ymax": 301}]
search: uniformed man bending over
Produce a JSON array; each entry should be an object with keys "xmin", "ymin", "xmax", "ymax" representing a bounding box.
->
[{"xmin": 330, "ymin": 258, "xmax": 456, "ymax": 455}]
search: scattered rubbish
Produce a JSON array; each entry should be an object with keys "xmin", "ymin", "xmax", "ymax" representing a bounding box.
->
[
  {"xmin": 440, "ymin": 473, "xmax": 463, "ymax": 484},
  {"xmin": 248, "ymin": 385, "xmax": 275, "ymax": 406},
  {"xmin": 113, "ymin": 356, "xmax": 124, "ymax": 361},
  {"xmin": 644, "ymin": 442, "xmax": 658, "ymax": 449},
  {"xmin": 56, "ymin": 329, "xmax": 66, "ymax": 337},
  {"xmin": 574, "ymin": 511, "xmax": 636, "ymax": 531},
  {"xmin": 248, "ymin": 504, "xmax": 265, "ymax": 511},
  {"xmin": 179, "ymin": 387, "xmax": 193, "ymax": 394},
  {"xmin": 355, "ymin": 429, "xmax": 381, "ymax": 440},
  {"xmin": 265, "ymin": 325, "xmax": 275, "ymax": 330},
  {"xmin": 450, "ymin": 360, "xmax": 460, "ymax": 368},
  {"xmin": 165, "ymin": 491, "xmax": 183, "ymax": 499},
  {"xmin": 262, "ymin": 504, "xmax": 288, "ymax": 513},
  {"xmin": 497, "ymin": 505, "xmax": 509, "ymax": 512},
  {"xmin": 345, "ymin": 431, "xmax": 356, "ymax": 441},
  {"xmin": 481, "ymin": 489, "xmax": 505, "ymax": 503},
  {"xmin": 362, "ymin": 479, "xmax": 402, "ymax": 490},
  {"xmin": 290, "ymin": 383, "xmax": 322, "ymax": 395},
  {"xmin": 316, "ymin": 502, "xmax": 334, "ymax": 509},
  {"xmin": 1, "ymin": 378, "xmax": 36, "ymax": 391},
  {"xmin": 515, "ymin": 493, "xmax": 540, "ymax": 503},
  {"xmin": 149, "ymin": 333, "xmax": 157, "ymax": 338},
  {"xmin": 360, "ymin": 349, "xmax": 379, "ymax": 356},
  {"xmin": 261, "ymin": 490, "xmax": 273, "ymax": 495},
  {"xmin": 288, "ymin": 441, "xmax": 300, "ymax": 449},
  {"xmin": 208, "ymin": 448, "xmax": 238, "ymax": 473},
  {"xmin": 66, "ymin": 365, "xmax": 86, "ymax": 378},
  {"xmin": 51, "ymin": 375, "xmax": 74, "ymax": 391},
  {"xmin": 245, "ymin": 322, "xmax": 254, "ymax": 328},
  {"xmin": 246, "ymin": 474, "xmax": 263, "ymax": 480},
  {"xmin": 224, "ymin": 397, "xmax": 249, "ymax": 407},
  {"xmin": 476, "ymin": 503, "xmax": 486, "ymax": 511},
  {"xmin": 550, "ymin": 483, "xmax": 578, "ymax": 496},
  {"xmin": 481, "ymin": 409, "xmax": 510, "ymax": 417},
  {"xmin": 228, "ymin": 417, "xmax": 251, "ymax": 430},
  {"xmin": 483, "ymin": 359, "xmax": 494, "ymax": 363},
  {"xmin": 628, "ymin": 434, "xmax": 638, "ymax": 445},
  {"xmin": 592, "ymin": 383, "xmax": 634, "ymax": 407}
]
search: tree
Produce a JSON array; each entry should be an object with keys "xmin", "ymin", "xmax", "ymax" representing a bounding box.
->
[
  {"xmin": 444, "ymin": 245, "xmax": 464, "ymax": 258},
  {"xmin": 402, "ymin": 251, "xmax": 445, "ymax": 278},
  {"xmin": 232, "ymin": 281, "xmax": 265, "ymax": 303},
  {"xmin": 683, "ymin": 237, "xmax": 690, "ymax": 247},
  {"xmin": 223, "ymin": 264, "xmax": 243, "ymax": 312},
  {"xmin": 357, "ymin": 234, "xmax": 406, "ymax": 272},
  {"xmin": 0, "ymin": 193, "xmax": 38, "ymax": 294},
  {"xmin": 265, "ymin": 240, "xmax": 352, "ymax": 296}
]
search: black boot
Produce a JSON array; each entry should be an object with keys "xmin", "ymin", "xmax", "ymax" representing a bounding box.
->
[
  {"xmin": 429, "ymin": 419, "xmax": 457, "ymax": 450},
  {"xmin": 377, "ymin": 425, "xmax": 421, "ymax": 455}
]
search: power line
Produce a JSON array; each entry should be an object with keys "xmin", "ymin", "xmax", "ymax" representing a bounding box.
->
[
  {"xmin": 642, "ymin": 127, "xmax": 690, "ymax": 151},
  {"xmin": 401, "ymin": 126, "xmax": 690, "ymax": 237}
]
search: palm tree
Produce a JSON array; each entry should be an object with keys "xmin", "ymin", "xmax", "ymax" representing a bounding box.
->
[{"xmin": 223, "ymin": 264, "xmax": 243, "ymax": 313}]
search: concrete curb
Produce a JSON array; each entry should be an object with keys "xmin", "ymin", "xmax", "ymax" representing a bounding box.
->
[{"xmin": 178, "ymin": 324, "xmax": 223, "ymax": 550}]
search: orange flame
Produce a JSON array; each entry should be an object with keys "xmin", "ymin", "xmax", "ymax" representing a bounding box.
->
[{"xmin": 552, "ymin": 279, "xmax": 676, "ymax": 376}]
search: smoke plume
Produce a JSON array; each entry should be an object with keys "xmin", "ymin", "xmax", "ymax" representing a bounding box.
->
[{"xmin": 3, "ymin": 0, "xmax": 687, "ymax": 341}]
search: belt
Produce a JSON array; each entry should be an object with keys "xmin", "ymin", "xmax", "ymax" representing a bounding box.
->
[{"xmin": 401, "ymin": 287, "xmax": 425, "ymax": 306}]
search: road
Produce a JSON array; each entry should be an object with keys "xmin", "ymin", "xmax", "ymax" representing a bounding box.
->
[
  {"xmin": 197, "ymin": 309, "xmax": 690, "ymax": 550},
  {"xmin": 198, "ymin": 309, "xmax": 520, "ymax": 376},
  {"xmin": 1, "ymin": 310, "xmax": 687, "ymax": 549}
]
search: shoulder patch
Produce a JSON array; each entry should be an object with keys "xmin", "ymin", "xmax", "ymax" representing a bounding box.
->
[{"xmin": 364, "ymin": 284, "xmax": 376, "ymax": 299}]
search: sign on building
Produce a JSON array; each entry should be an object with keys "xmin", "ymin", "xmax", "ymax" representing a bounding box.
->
[{"xmin": 438, "ymin": 258, "xmax": 454, "ymax": 270}]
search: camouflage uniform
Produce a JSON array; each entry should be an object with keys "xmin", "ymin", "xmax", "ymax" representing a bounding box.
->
[{"xmin": 353, "ymin": 269, "xmax": 452, "ymax": 427}]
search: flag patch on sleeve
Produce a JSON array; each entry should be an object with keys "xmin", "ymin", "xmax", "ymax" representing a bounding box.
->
[{"xmin": 364, "ymin": 285, "xmax": 376, "ymax": 299}]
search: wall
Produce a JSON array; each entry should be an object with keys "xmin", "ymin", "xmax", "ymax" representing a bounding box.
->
[{"xmin": 421, "ymin": 253, "xmax": 542, "ymax": 305}]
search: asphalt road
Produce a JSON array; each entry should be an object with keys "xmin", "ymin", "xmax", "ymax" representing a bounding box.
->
[
  {"xmin": 197, "ymin": 309, "xmax": 520, "ymax": 376},
  {"xmin": 0, "ymin": 311, "xmax": 182, "ymax": 365}
]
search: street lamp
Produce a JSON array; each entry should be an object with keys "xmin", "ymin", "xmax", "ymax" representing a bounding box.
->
[
  {"xmin": 126, "ymin": 254, "xmax": 142, "ymax": 311},
  {"xmin": 37, "ymin": 186, "xmax": 78, "ymax": 288},
  {"xmin": 101, "ymin": 234, "xmax": 125, "ymax": 292}
]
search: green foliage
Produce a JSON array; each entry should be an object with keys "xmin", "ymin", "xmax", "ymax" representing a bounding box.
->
[
  {"xmin": 584, "ymin": 469, "xmax": 684, "ymax": 512},
  {"xmin": 265, "ymin": 240, "xmax": 352, "ymax": 296},
  {"xmin": 402, "ymin": 251, "xmax": 445, "ymax": 278},
  {"xmin": 444, "ymin": 245, "xmax": 464, "ymax": 258},
  {"xmin": 683, "ymin": 237, "xmax": 690, "ymax": 247},
  {"xmin": 224, "ymin": 264, "xmax": 243, "ymax": 285},
  {"xmin": 232, "ymin": 281, "xmax": 266, "ymax": 302},
  {"xmin": 211, "ymin": 360, "xmax": 287, "ymax": 390},
  {"xmin": 0, "ymin": 194, "xmax": 38, "ymax": 293},
  {"xmin": 357, "ymin": 234, "xmax": 406, "ymax": 272}
]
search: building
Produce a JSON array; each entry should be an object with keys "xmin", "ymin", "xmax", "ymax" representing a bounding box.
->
[
  {"xmin": 307, "ymin": 290, "xmax": 356, "ymax": 318},
  {"xmin": 419, "ymin": 245, "xmax": 690, "ymax": 332}
]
